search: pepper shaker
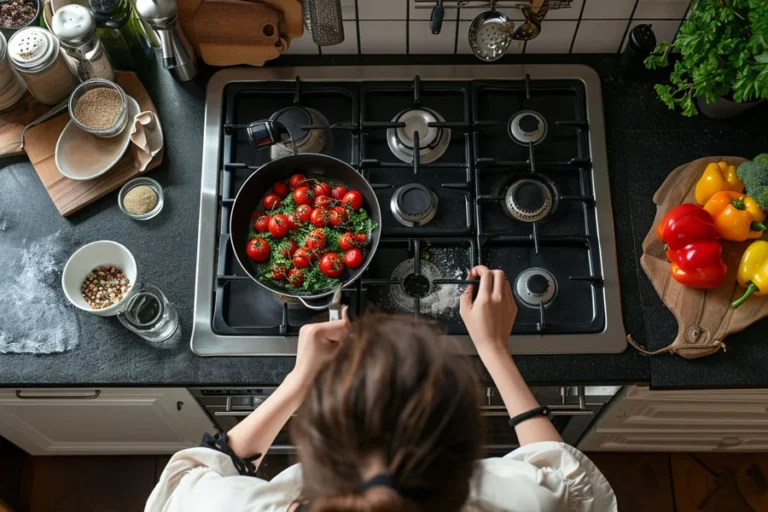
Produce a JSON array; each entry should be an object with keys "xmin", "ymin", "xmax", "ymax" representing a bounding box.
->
[
  {"xmin": 52, "ymin": 5, "xmax": 114, "ymax": 82},
  {"xmin": 621, "ymin": 24, "xmax": 657, "ymax": 76},
  {"xmin": 135, "ymin": 0, "xmax": 197, "ymax": 82},
  {"xmin": 0, "ymin": 31, "xmax": 26, "ymax": 111}
]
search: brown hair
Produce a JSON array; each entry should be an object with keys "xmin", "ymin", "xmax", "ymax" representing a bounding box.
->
[{"xmin": 291, "ymin": 313, "xmax": 484, "ymax": 512}]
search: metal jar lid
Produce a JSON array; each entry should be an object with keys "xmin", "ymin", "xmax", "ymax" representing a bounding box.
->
[
  {"xmin": 52, "ymin": 4, "xmax": 97, "ymax": 47},
  {"xmin": 7, "ymin": 27, "xmax": 60, "ymax": 73}
]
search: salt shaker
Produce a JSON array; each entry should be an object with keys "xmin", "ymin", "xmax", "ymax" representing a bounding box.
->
[
  {"xmin": 7, "ymin": 27, "xmax": 78, "ymax": 105},
  {"xmin": 52, "ymin": 4, "xmax": 114, "ymax": 82},
  {"xmin": 0, "ymin": 31, "xmax": 26, "ymax": 111}
]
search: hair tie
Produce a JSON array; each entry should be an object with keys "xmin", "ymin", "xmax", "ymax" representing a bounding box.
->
[{"xmin": 360, "ymin": 475, "xmax": 400, "ymax": 493}]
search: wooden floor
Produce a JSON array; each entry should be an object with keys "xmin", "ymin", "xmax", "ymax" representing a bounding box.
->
[{"xmin": 2, "ymin": 437, "xmax": 768, "ymax": 511}]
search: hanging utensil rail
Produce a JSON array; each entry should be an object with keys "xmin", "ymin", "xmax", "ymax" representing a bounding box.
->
[{"xmin": 413, "ymin": 0, "xmax": 573, "ymax": 10}]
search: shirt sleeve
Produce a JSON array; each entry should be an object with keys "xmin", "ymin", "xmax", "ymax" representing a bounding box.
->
[{"xmin": 467, "ymin": 442, "xmax": 618, "ymax": 512}]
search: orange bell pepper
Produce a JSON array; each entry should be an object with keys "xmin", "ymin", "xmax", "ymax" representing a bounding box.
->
[
  {"xmin": 703, "ymin": 191, "xmax": 767, "ymax": 242},
  {"xmin": 695, "ymin": 161, "xmax": 744, "ymax": 205}
]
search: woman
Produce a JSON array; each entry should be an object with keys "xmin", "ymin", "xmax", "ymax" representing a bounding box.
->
[{"xmin": 147, "ymin": 266, "xmax": 617, "ymax": 511}]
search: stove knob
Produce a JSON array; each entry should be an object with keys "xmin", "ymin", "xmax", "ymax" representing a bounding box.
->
[
  {"xmin": 526, "ymin": 273, "xmax": 550, "ymax": 296},
  {"xmin": 517, "ymin": 114, "xmax": 541, "ymax": 137}
]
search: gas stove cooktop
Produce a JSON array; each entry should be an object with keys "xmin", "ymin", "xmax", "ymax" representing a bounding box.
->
[{"xmin": 191, "ymin": 65, "xmax": 626, "ymax": 356}]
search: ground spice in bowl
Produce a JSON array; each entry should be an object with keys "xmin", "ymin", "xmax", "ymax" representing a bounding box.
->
[
  {"xmin": 73, "ymin": 87, "xmax": 122, "ymax": 130},
  {"xmin": 123, "ymin": 185, "xmax": 158, "ymax": 215},
  {"xmin": 0, "ymin": 0, "xmax": 37, "ymax": 29}
]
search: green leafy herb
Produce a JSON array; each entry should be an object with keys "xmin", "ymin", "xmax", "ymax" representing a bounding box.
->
[
  {"xmin": 301, "ymin": 267, "xmax": 341, "ymax": 292},
  {"xmin": 644, "ymin": 0, "xmax": 768, "ymax": 116}
]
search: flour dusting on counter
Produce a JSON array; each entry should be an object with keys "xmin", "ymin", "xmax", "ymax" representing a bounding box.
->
[{"xmin": 0, "ymin": 231, "xmax": 80, "ymax": 354}]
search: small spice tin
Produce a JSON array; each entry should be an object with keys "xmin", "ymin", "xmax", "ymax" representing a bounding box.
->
[
  {"xmin": 0, "ymin": 31, "xmax": 26, "ymax": 111},
  {"xmin": 7, "ymin": 26, "xmax": 77, "ymax": 105},
  {"xmin": 118, "ymin": 177, "xmax": 164, "ymax": 220}
]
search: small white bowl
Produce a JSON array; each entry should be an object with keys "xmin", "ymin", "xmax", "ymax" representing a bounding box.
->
[
  {"xmin": 62, "ymin": 241, "xmax": 138, "ymax": 317},
  {"xmin": 55, "ymin": 95, "xmax": 140, "ymax": 181}
]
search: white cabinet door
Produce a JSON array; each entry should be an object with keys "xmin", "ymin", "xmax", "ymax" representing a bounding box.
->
[{"xmin": 0, "ymin": 388, "xmax": 214, "ymax": 455}]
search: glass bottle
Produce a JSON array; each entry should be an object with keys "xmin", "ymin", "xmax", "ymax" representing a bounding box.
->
[{"xmin": 89, "ymin": 0, "xmax": 152, "ymax": 70}]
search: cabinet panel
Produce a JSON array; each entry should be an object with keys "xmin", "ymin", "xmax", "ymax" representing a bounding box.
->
[
  {"xmin": 0, "ymin": 388, "xmax": 214, "ymax": 455},
  {"xmin": 580, "ymin": 432, "xmax": 768, "ymax": 452}
]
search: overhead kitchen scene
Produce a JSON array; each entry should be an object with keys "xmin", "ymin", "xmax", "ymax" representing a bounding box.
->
[{"xmin": 1, "ymin": 0, "xmax": 768, "ymax": 509}]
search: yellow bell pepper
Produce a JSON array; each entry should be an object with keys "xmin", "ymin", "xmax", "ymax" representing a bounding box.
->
[
  {"xmin": 731, "ymin": 240, "xmax": 768, "ymax": 308},
  {"xmin": 703, "ymin": 190, "xmax": 767, "ymax": 242},
  {"xmin": 695, "ymin": 161, "xmax": 745, "ymax": 206}
]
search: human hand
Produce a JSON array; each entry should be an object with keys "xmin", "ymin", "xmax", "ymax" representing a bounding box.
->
[
  {"xmin": 293, "ymin": 307, "xmax": 350, "ymax": 385},
  {"xmin": 459, "ymin": 266, "xmax": 517, "ymax": 357}
]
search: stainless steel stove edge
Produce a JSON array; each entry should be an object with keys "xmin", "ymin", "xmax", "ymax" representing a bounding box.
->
[{"xmin": 191, "ymin": 65, "xmax": 627, "ymax": 357}]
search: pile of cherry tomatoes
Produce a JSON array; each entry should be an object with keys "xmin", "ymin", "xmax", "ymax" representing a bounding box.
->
[{"xmin": 245, "ymin": 173, "xmax": 373, "ymax": 290}]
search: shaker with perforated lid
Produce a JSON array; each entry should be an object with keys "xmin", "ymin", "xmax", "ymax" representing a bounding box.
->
[
  {"xmin": 52, "ymin": 4, "xmax": 114, "ymax": 81},
  {"xmin": 0, "ymin": 31, "xmax": 26, "ymax": 111},
  {"xmin": 7, "ymin": 27, "xmax": 77, "ymax": 105}
]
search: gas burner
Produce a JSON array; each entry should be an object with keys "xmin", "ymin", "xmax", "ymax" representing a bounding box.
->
[
  {"xmin": 390, "ymin": 183, "xmax": 438, "ymax": 227},
  {"xmin": 390, "ymin": 259, "xmax": 442, "ymax": 311},
  {"xmin": 508, "ymin": 110, "xmax": 547, "ymax": 146},
  {"xmin": 514, "ymin": 267, "xmax": 557, "ymax": 309},
  {"xmin": 503, "ymin": 178, "xmax": 555, "ymax": 222},
  {"xmin": 386, "ymin": 107, "xmax": 450, "ymax": 164},
  {"xmin": 270, "ymin": 106, "xmax": 331, "ymax": 159}
]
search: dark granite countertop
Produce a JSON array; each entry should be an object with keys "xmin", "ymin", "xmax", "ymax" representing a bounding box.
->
[{"xmin": 1, "ymin": 54, "xmax": 766, "ymax": 389}]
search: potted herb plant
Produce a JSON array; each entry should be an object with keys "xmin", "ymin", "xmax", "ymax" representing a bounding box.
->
[{"xmin": 644, "ymin": 0, "xmax": 768, "ymax": 118}]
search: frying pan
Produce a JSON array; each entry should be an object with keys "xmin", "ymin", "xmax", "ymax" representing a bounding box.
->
[{"xmin": 230, "ymin": 122, "xmax": 382, "ymax": 321}]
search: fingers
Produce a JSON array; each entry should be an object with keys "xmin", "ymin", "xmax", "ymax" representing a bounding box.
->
[
  {"xmin": 460, "ymin": 268, "xmax": 477, "ymax": 313},
  {"xmin": 491, "ymin": 270, "xmax": 506, "ymax": 302},
  {"xmin": 474, "ymin": 265, "xmax": 493, "ymax": 300}
]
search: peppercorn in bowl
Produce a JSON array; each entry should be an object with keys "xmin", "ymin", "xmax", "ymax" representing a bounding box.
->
[
  {"xmin": 62, "ymin": 241, "xmax": 138, "ymax": 317},
  {"xmin": 118, "ymin": 177, "xmax": 164, "ymax": 220}
]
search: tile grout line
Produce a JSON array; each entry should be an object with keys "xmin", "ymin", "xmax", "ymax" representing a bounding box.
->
[
  {"xmin": 616, "ymin": 0, "xmax": 641, "ymax": 54},
  {"xmin": 568, "ymin": 0, "xmax": 590, "ymax": 54},
  {"xmin": 406, "ymin": 0, "xmax": 411, "ymax": 54},
  {"xmin": 672, "ymin": 0, "xmax": 693, "ymax": 42},
  {"xmin": 355, "ymin": 0, "xmax": 362, "ymax": 55},
  {"xmin": 454, "ymin": 6, "xmax": 461, "ymax": 55}
]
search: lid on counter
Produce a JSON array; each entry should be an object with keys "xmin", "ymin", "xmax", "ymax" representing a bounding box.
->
[
  {"xmin": 7, "ymin": 27, "xmax": 60, "ymax": 73},
  {"xmin": 52, "ymin": 5, "xmax": 96, "ymax": 47}
]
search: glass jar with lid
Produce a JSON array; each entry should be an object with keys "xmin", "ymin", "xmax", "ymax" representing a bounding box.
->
[
  {"xmin": 52, "ymin": 4, "xmax": 114, "ymax": 81},
  {"xmin": 89, "ymin": 0, "xmax": 152, "ymax": 71},
  {"xmin": 7, "ymin": 26, "xmax": 77, "ymax": 105},
  {"xmin": 0, "ymin": 31, "xmax": 26, "ymax": 111}
]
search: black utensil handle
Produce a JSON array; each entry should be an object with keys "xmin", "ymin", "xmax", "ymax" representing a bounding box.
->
[{"xmin": 431, "ymin": 0, "xmax": 444, "ymax": 34}]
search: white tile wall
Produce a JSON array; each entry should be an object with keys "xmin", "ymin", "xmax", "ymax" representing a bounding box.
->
[
  {"xmin": 358, "ymin": 0, "xmax": 407, "ymax": 19},
  {"xmin": 524, "ymin": 20, "xmax": 578, "ymax": 53},
  {"xmin": 286, "ymin": 29, "xmax": 320, "ymax": 54},
  {"xmin": 582, "ymin": 0, "xmax": 636, "ymax": 19},
  {"xmin": 410, "ymin": 21, "xmax": 457, "ymax": 53},
  {"xmin": 340, "ymin": 0, "xmax": 357, "ymax": 20},
  {"xmin": 545, "ymin": 0, "xmax": 584, "ymax": 20},
  {"xmin": 323, "ymin": 21, "xmax": 359, "ymax": 54},
  {"xmin": 458, "ymin": 6, "xmax": 526, "ymax": 21},
  {"xmin": 410, "ymin": 0, "xmax": 456, "ymax": 20},
  {"xmin": 572, "ymin": 20, "xmax": 628, "ymax": 53},
  {"xmin": 359, "ymin": 20, "xmax": 407, "ymax": 53},
  {"xmin": 634, "ymin": 0, "xmax": 690, "ymax": 19}
]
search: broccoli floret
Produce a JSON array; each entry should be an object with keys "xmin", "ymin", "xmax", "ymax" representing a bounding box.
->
[{"xmin": 737, "ymin": 154, "xmax": 768, "ymax": 211}]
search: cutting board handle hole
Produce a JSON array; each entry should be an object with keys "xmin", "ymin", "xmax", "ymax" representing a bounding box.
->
[{"xmin": 263, "ymin": 24, "xmax": 276, "ymax": 37}]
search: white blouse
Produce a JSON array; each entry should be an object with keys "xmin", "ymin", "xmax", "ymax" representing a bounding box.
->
[{"xmin": 146, "ymin": 441, "xmax": 617, "ymax": 512}]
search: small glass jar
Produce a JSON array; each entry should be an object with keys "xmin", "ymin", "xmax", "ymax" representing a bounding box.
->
[
  {"xmin": 89, "ymin": 0, "xmax": 152, "ymax": 71},
  {"xmin": 52, "ymin": 4, "xmax": 114, "ymax": 81},
  {"xmin": 0, "ymin": 31, "xmax": 26, "ymax": 111},
  {"xmin": 7, "ymin": 26, "xmax": 77, "ymax": 105}
]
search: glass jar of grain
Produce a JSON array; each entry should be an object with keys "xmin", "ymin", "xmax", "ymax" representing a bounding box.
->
[
  {"xmin": 51, "ymin": 4, "xmax": 114, "ymax": 82},
  {"xmin": 0, "ymin": 31, "xmax": 26, "ymax": 111},
  {"xmin": 7, "ymin": 26, "xmax": 77, "ymax": 105}
]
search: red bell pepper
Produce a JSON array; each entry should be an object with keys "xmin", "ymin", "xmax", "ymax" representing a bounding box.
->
[{"xmin": 656, "ymin": 203, "xmax": 727, "ymax": 289}]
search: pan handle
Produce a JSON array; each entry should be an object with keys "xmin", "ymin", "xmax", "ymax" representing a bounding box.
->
[{"xmin": 298, "ymin": 289, "xmax": 342, "ymax": 321}]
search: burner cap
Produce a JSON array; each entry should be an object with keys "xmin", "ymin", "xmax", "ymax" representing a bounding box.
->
[
  {"xmin": 508, "ymin": 110, "xmax": 547, "ymax": 145},
  {"xmin": 390, "ymin": 259, "xmax": 442, "ymax": 311},
  {"xmin": 387, "ymin": 107, "xmax": 450, "ymax": 164},
  {"xmin": 514, "ymin": 268, "xmax": 557, "ymax": 309},
  {"xmin": 271, "ymin": 106, "xmax": 311, "ymax": 143},
  {"xmin": 504, "ymin": 178, "xmax": 553, "ymax": 222},
  {"xmin": 391, "ymin": 184, "xmax": 438, "ymax": 227},
  {"xmin": 403, "ymin": 273, "xmax": 432, "ymax": 298}
]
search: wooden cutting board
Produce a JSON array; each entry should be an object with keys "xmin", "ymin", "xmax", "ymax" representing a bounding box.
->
[
  {"xmin": 639, "ymin": 156, "xmax": 768, "ymax": 359},
  {"xmin": 23, "ymin": 72, "xmax": 164, "ymax": 217},
  {"xmin": 0, "ymin": 91, "xmax": 59, "ymax": 157},
  {"xmin": 194, "ymin": 0, "xmax": 280, "ymax": 46}
]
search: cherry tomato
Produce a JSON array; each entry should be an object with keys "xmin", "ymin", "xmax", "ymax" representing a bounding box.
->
[
  {"xmin": 344, "ymin": 248, "xmax": 364, "ymax": 269},
  {"xmin": 272, "ymin": 181, "xmax": 289, "ymax": 199},
  {"xmin": 286, "ymin": 213, "xmax": 299, "ymax": 230},
  {"xmin": 268, "ymin": 214, "xmax": 289, "ymax": 238},
  {"xmin": 355, "ymin": 233, "xmax": 368, "ymax": 245},
  {"xmin": 295, "ymin": 204, "xmax": 312, "ymax": 223},
  {"xmin": 292, "ymin": 247, "xmax": 313, "ymax": 269},
  {"xmin": 319, "ymin": 252, "xmax": 345, "ymax": 278},
  {"xmin": 293, "ymin": 186, "xmax": 314, "ymax": 206},
  {"xmin": 262, "ymin": 193, "xmax": 281, "ymax": 210},
  {"xmin": 305, "ymin": 229, "xmax": 326, "ymax": 251},
  {"xmin": 289, "ymin": 174, "xmax": 307, "ymax": 189},
  {"xmin": 331, "ymin": 185, "xmax": 348, "ymax": 200},
  {"xmin": 246, "ymin": 238, "xmax": 270, "ymax": 261},
  {"xmin": 342, "ymin": 190, "xmax": 363, "ymax": 210},
  {"xmin": 339, "ymin": 232, "xmax": 357, "ymax": 250},
  {"xmin": 281, "ymin": 240, "xmax": 298, "ymax": 258},
  {"xmin": 329, "ymin": 207, "xmax": 348, "ymax": 228},
  {"xmin": 313, "ymin": 182, "xmax": 332, "ymax": 198},
  {"xmin": 314, "ymin": 195, "xmax": 335, "ymax": 210},
  {"xmin": 271, "ymin": 265, "xmax": 288, "ymax": 280},
  {"xmin": 288, "ymin": 269, "xmax": 304, "ymax": 287},
  {"xmin": 310, "ymin": 208, "xmax": 330, "ymax": 228},
  {"xmin": 254, "ymin": 215, "xmax": 270, "ymax": 233}
]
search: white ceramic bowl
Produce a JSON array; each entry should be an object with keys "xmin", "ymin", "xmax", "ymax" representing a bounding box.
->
[{"xmin": 61, "ymin": 241, "xmax": 137, "ymax": 317}]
